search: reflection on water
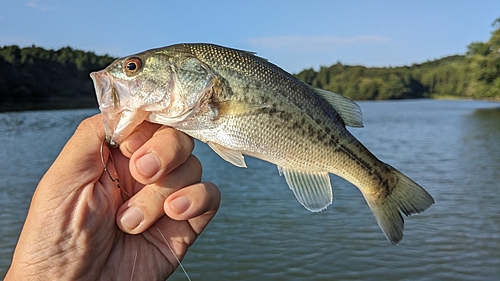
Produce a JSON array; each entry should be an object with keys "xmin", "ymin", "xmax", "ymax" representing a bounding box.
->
[
  {"xmin": 456, "ymin": 107, "xmax": 500, "ymax": 256},
  {"xmin": 461, "ymin": 107, "xmax": 500, "ymax": 182},
  {"xmin": 1, "ymin": 101, "xmax": 500, "ymax": 280}
]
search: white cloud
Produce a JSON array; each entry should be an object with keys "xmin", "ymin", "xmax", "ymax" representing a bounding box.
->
[
  {"xmin": 246, "ymin": 35, "xmax": 390, "ymax": 52},
  {"xmin": 26, "ymin": 1, "xmax": 54, "ymax": 11}
]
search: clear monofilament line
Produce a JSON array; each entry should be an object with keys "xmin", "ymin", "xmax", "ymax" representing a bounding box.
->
[
  {"xmin": 129, "ymin": 250, "xmax": 138, "ymax": 281},
  {"xmin": 156, "ymin": 226, "xmax": 192, "ymax": 281}
]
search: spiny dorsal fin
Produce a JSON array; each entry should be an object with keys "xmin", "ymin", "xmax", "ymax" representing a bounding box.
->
[
  {"xmin": 278, "ymin": 166, "xmax": 333, "ymax": 212},
  {"xmin": 312, "ymin": 87, "xmax": 364, "ymax": 128}
]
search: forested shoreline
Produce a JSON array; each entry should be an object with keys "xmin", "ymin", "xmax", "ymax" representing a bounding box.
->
[
  {"xmin": 295, "ymin": 18, "xmax": 500, "ymax": 101},
  {"xmin": 0, "ymin": 46, "xmax": 114, "ymax": 112},
  {"xmin": 1, "ymin": 19, "xmax": 499, "ymax": 112}
]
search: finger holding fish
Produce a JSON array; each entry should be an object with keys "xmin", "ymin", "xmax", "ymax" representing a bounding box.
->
[
  {"xmin": 113, "ymin": 120, "xmax": 203, "ymax": 235},
  {"xmin": 116, "ymin": 154, "xmax": 202, "ymax": 234},
  {"xmin": 119, "ymin": 121, "xmax": 162, "ymax": 158},
  {"xmin": 164, "ymin": 181, "xmax": 221, "ymax": 234},
  {"xmin": 106, "ymin": 118, "xmax": 219, "ymax": 280},
  {"xmin": 117, "ymin": 120, "xmax": 195, "ymax": 184},
  {"xmin": 128, "ymin": 126, "xmax": 194, "ymax": 185}
]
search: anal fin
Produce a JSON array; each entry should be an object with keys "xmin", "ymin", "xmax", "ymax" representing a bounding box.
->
[
  {"xmin": 279, "ymin": 167, "xmax": 333, "ymax": 212},
  {"xmin": 208, "ymin": 142, "xmax": 247, "ymax": 168}
]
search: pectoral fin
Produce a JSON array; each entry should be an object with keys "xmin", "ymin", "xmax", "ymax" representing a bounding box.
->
[
  {"xmin": 279, "ymin": 167, "xmax": 333, "ymax": 212},
  {"xmin": 208, "ymin": 142, "xmax": 247, "ymax": 168},
  {"xmin": 212, "ymin": 100, "xmax": 268, "ymax": 118}
]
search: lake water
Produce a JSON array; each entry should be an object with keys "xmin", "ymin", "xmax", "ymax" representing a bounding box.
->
[{"xmin": 1, "ymin": 100, "xmax": 499, "ymax": 280}]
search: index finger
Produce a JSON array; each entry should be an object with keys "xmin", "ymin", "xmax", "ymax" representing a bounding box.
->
[
  {"xmin": 119, "ymin": 121, "xmax": 162, "ymax": 158},
  {"xmin": 40, "ymin": 114, "xmax": 106, "ymax": 191},
  {"xmin": 128, "ymin": 125, "xmax": 195, "ymax": 185}
]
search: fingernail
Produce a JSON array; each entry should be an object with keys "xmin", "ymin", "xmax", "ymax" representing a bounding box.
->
[
  {"xmin": 120, "ymin": 206, "xmax": 144, "ymax": 230},
  {"xmin": 125, "ymin": 131, "xmax": 148, "ymax": 154},
  {"xmin": 136, "ymin": 152, "xmax": 160, "ymax": 178},
  {"xmin": 169, "ymin": 196, "xmax": 191, "ymax": 214}
]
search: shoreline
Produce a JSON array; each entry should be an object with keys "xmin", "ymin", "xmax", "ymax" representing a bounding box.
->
[
  {"xmin": 2, "ymin": 97, "xmax": 499, "ymax": 113},
  {"xmin": 430, "ymin": 95, "xmax": 500, "ymax": 102}
]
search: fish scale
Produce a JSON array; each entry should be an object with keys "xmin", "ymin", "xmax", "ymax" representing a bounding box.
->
[
  {"xmin": 185, "ymin": 44, "xmax": 373, "ymax": 175},
  {"xmin": 185, "ymin": 45, "xmax": 372, "ymax": 175},
  {"xmin": 90, "ymin": 43, "xmax": 434, "ymax": 244},
  {"xmin": 186, "ymin": 44, "xmax": 347, "ymax": 128}
]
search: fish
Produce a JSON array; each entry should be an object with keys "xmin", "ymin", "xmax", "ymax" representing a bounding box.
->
[{"xmin": 90, "ymin": 43, "xmax": 434, "ymax": 244}]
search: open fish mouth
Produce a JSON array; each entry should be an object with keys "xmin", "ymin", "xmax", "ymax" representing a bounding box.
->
[{"xmin": 90, "ymin": 70, "xmax": 147, "ymax": 146}]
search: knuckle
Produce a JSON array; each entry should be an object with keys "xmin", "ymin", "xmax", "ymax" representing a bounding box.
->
[
  {"xmin": 186, "ymin": 155, "xmax": 202, "ymax": 177},
  {"xmin": 170, "ymin": 130, "xmax": 194, "ymax": 155},
  {"xmin": 155, "ymin": 127, "xmax": 194, "ymax": 170},
  {"xmin": 203, "ymin": 181, "xmax": 221, "ymax": 213},
  {"xmin": 150, "ymin": 183, "xmax": 171, "ymax": 201}
]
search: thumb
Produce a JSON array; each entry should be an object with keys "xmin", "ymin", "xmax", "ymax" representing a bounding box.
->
[{"xmin": 40, "ymin": 114, "xmax": 107, "ymax": 192}]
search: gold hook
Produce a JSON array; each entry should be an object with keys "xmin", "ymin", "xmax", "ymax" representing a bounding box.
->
[{"xmin": 100, "ymin": 138, "xmax": 121, "ymax": 189}]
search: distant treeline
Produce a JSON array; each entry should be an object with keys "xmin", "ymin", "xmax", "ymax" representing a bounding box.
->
[
  {"xmin": 0, "ymin": 45, "xmax": 114, "ymax": 111},
  {"xmin": 295, "ymin": 18, "xmax": 500, "ymax": 100},
  {"xmin": 1, "ymin": 18, "xmax": 499, "ymax": 112}
]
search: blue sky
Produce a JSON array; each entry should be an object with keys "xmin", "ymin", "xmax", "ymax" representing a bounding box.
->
[{"xmin": 1, "ymin": 0, "xmax": 499, "ymax": 73}]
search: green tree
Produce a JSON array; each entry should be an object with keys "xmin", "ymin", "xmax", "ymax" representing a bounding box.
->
[
  {"xmin": 466, "ymin": 17, "xmax": 500, "ymax": 98},
  {"xmin": 0, "ymin": 45, "xmax": 115, "ymax": 111}
]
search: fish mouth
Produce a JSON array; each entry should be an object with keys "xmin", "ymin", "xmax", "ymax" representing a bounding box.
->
[{"xmin": 90, "ymin": 70, "xmax": 148, "ymax": 146}]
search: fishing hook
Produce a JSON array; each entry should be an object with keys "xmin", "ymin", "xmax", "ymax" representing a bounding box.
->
[{"xmin": 100, "ymin": 138, "xmax": 121, "ymax": 189}]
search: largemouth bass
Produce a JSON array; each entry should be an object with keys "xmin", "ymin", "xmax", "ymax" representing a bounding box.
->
[{"xmin": 90, "ymin": 43, "xmax": 434, "ymax": 244}]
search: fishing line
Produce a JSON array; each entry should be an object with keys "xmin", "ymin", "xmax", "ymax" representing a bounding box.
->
[
  {"xmin": 100, "ymin": 138, "xmax": 191, "ymax": 280},
  {"xmin": 129, "ymin": 250, "xmax": 138, "ymax": 281},
  {"xmin": 156, "ymin": 226, "xmax": 192, "ymax": 281}
]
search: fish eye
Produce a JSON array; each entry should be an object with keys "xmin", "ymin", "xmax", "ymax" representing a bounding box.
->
[{"xmin": 124, "ymin": 57, "xmax": 142, "ymax": 76}]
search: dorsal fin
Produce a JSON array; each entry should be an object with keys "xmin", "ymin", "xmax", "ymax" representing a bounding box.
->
[{"xmin": 312, "ymin": 87, "xmax": 364, "ymax": 128}]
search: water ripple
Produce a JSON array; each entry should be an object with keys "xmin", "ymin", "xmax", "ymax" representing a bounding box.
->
[{"xmin": 2, "ymin": 102, "xmax": 500, "ymax": 280}]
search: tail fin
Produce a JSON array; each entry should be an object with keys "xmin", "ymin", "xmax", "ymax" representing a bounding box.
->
[{"xmin": 363, "ymin": 165, "xmax": 434, "ymax": 244}]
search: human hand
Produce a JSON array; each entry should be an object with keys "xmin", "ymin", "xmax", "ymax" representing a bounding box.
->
[{"xmin": 5, "ymin": 114, "xmax": 220, "ymax": 280}]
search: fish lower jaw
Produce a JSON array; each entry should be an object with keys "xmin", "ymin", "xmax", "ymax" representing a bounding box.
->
[
  {"xmin": 105, "ymin": 136, "xmax": 119, "ymax": 148},
  {"xmin": 102, "ymin": 109, "xmax": 150, "ymax": 146}
]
